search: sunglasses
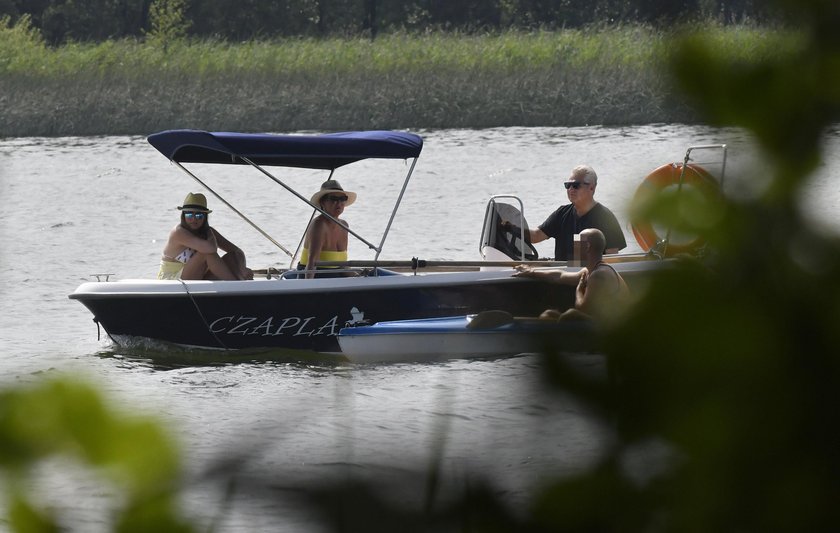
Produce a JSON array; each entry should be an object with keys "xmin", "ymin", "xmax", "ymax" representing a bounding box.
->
[
  {"xmin": 325, "ymin": 195, "xmax": 349, "ymax": 203},
  {"xmin": 564, "ymin": 181, "xmax": 590, "ymax": 190},
  {"xmin": 184, "ymin": 212, "xmax": 206, "ymax": 220}
]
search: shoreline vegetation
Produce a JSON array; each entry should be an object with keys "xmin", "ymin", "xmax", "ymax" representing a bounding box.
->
[{"xmin": 1, "ymin": 20, "xmax": 799, "ymax": 137}]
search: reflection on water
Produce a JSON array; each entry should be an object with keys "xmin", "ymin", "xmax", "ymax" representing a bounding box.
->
[{"xmin": 96, "ymin": 339, "xmax": 348, "ymax": 371}]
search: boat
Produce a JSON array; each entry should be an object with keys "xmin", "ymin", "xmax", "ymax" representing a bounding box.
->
[
  {"xmin": 337, "ymin": 311, "xmax": 598, "ymax": 363},
  {"xmin": 69, "ymin": 131, "xmax": 723, "ymax": 355}
]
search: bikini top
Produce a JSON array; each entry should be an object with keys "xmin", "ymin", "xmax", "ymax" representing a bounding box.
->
[
  {"xmin": 299, "ymin": 248, "xmax": 347, "ymax": 267},
  {"xmin": 174, "ymin": 247, "xmax": 196, "ymax": 263}
]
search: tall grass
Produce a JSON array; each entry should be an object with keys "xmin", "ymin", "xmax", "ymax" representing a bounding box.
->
[{"xmin": 0, "ymin": 18, "xmax": 800, "ymax": 136}]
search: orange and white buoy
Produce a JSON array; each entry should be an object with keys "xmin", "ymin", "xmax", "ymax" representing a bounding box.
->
[{"xmin": 630, "ymin": 162, "xmax": 720, "ymax": 256}]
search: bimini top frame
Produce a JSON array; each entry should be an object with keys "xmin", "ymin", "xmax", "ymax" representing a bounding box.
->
[{"xmin": 147, "ymin": 129, "xmax": 423, "ymax": 265}]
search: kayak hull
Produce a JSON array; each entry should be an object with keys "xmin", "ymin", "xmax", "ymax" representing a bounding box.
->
[{"xmin": 337, "ymin": 315, "xmax": 597, "ymax": 363}]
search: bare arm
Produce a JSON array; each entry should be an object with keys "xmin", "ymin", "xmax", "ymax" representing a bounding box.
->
[
  {"xmin": 211, "ymin": 228, "xmax": 243, "ymax": 256},
  {"xmin": 212, "ymin": 228, "xmax": 249, "ymax": 277},
  {"xmin": 502, "ymin": 221, "xmax": 547, "ymax": 245},
  {"xmin": 513, "ymin": 265, "xmax": 582, "ymax": 285},
  {"xmin": 528, "ymin": 228, "xmax": 548, "ymax": 244},
  {"xmin": 168, "ymin": 225, "xmax": 218, "ymax": 254},
  {"xmin": 575, "ymin": 268, "xmax": 614, "ymax": 316},
  {"xmin": 304, "ymin": 219, "xmax": 327, "ymax": 279}
]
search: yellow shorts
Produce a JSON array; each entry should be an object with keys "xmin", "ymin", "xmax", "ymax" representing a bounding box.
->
[{"xmin": 157, "ymin": 259, "xmax": 184, "ymax": 280}]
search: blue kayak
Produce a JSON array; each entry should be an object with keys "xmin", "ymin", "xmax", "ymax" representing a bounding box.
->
[{"xmin": 337, "ymin": 312, "xmax": 597, "ymax": 363}]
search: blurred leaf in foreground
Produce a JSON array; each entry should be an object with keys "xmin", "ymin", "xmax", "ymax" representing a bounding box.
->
[
  {"xmin": 531, "ymin": 0, "xmax": 840, "ymax": 531},
  {"xmin": 0, "ymin": 377, "xmax": 193, "ymax": 532}
]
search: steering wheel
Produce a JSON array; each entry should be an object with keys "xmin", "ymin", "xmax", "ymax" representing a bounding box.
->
[
  {"xmin": 523, "ymin": 238, "xmax": 539, "ymax": 261},
  {"xmin": 499, "ymin": 221, "xmax": 539, "ymax": 260}
]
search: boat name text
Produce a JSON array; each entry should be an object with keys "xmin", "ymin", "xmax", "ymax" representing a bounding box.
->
[{"xmin": 209, "ymin": 315, "xmax": 341, "ymax": 337}]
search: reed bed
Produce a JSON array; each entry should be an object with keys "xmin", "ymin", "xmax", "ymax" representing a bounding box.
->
[{"xmin": 0, "ymin": 23, "xmax": 797, "ymax": 137}]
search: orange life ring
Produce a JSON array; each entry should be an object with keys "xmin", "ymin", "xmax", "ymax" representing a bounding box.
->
[{"xmin": 630, "ymin": 162, "xmax": 720, "ymax": 256}]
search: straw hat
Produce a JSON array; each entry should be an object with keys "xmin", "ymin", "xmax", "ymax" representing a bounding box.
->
[
  {"xmin": 177, "ymin": 192, "xmax": 212, "ymax": 213},
  {"xmin": 310, "ymin": 180, "xmax": 357, "ymax": 206}
]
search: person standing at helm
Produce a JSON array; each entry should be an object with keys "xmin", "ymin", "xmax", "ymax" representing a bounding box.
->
[
  {"xmin": 509, "ymin": 165, "xmax": 626, "ymax": 261},
  {"xmin": 298, "ymin": 180, "xmax": 356, "ymax": 279}
]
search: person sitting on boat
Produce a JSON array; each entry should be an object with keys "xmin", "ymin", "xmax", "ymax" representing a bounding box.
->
[
  {"xmin": 504, "ymin": 165, "xmax": 626, "ymax": 261},
  {"xmin": 158, "ymin": 192, "xmax": 252, "ymax": 281},
  {"xmin": 297, "ymin": 180, "xmax": 356, "ymax": 279},
  {"xmin": 514, "ymin": 228, "xmax": 629, "ymax": 321}
]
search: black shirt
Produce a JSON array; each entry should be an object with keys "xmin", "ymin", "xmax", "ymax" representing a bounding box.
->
[{"xmin": 538, "ymin": 202, "xmax": 626, "ymax": 260}]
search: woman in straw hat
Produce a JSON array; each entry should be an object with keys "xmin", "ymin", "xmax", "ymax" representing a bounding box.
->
[
  {"xmin": 158, "ymin": 192, "xmax": 252, "ymax": 280},
  {"xmin": 298, "ymin": 180, "xmax": 356, "ymax": 279}
]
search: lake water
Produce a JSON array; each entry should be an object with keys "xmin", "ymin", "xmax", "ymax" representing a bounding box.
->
[{"xmin": 1, "ymin": 125, "xmax": 838, "ymax": 531}]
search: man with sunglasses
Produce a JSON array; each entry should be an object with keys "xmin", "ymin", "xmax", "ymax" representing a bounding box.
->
[
  {"xmin": 158, "ymin": 192, "xmax": 252, "ymax": 280},
  {"xmin": 516, "ymin": 164, "xmax": 625, "ymax": 261}
]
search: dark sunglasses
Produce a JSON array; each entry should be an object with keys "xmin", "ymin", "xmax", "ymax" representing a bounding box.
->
[
  {"xmin": 325, "ymin": 195, "xmax": 348, "ymax": 203},
  {"xmin": 564, "ymin": 181, "xmax": 590, "ymax": 190},
  {"xmin": 184, "ymin": 212, "xmax": 206, "ymax": 220}
]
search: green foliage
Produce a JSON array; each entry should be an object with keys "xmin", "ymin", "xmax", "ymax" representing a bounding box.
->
[
  {"xmin": 146, "ymin": 0, "xmax": 190, "ymax": 48},
  {"xmin": 0, "ymin": 377, "xmax": 193, "ymax": 532},
  {"xmin": 0, "ymin": 25, "xmax": 797, "ymax": 136},
  {"xmin": 0, "ymin": 14, "xmax": 46, "ymax": 72},
  {"xmin": 16, "ymin": 22, "xmax": 788, "ymax": 79},
  {"xmin": 521, "ymin": 0, "xmax": 840, "ymax": 531}
]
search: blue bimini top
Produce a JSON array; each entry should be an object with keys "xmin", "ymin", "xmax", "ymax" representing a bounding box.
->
[{"xmin": 147, "ymin": 130, "xmax": 424, "ymax": 171}]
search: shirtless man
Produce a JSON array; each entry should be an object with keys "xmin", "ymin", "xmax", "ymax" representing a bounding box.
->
[
  {"xmin": 515, "ymin": 228, "xmax": 628, "ymax": 321},
  {"xmin": 298, "ymin": 180, "xmax": 356, "ymax": 279}
]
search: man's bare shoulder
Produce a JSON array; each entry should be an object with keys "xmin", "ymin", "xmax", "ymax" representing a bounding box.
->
[{"xmin": 588, "ymin": 266, "xmax": 615, "ymax": 282}]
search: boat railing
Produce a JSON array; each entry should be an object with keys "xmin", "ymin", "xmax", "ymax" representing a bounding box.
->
[
  {"xmin": 659, "ymin": 144, "xmax": 727, "ymax": 257},
  {"xmin": 173, "ymin": 161, "xmax": 295, "ymax": 258},
  {"xmin": 238, "ymin": 158, "xmax": 385, "ymax": 260},
  {"xmin": 682, "ymin": 144, "xmax": 727, "ymax": 188},
  {"xmin": 274, "ymin": 253, "xmax": 657, "ymax": 277}
]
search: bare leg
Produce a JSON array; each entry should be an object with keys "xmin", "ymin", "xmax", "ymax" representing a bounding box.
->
[
  {"xmin": 221, "ymin": 251, "xmax": 253, "ymax": 280},
  {"xmin": 180, "ymin": 254, "xmax": 208, "ymax": 280},
  {"xmin": 181, "ymin": 252, "xmax": 236, "ymax": 280},
  {"xmin": 203, "ymin": 252, "xmax": 237, "ymax": 280}
]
